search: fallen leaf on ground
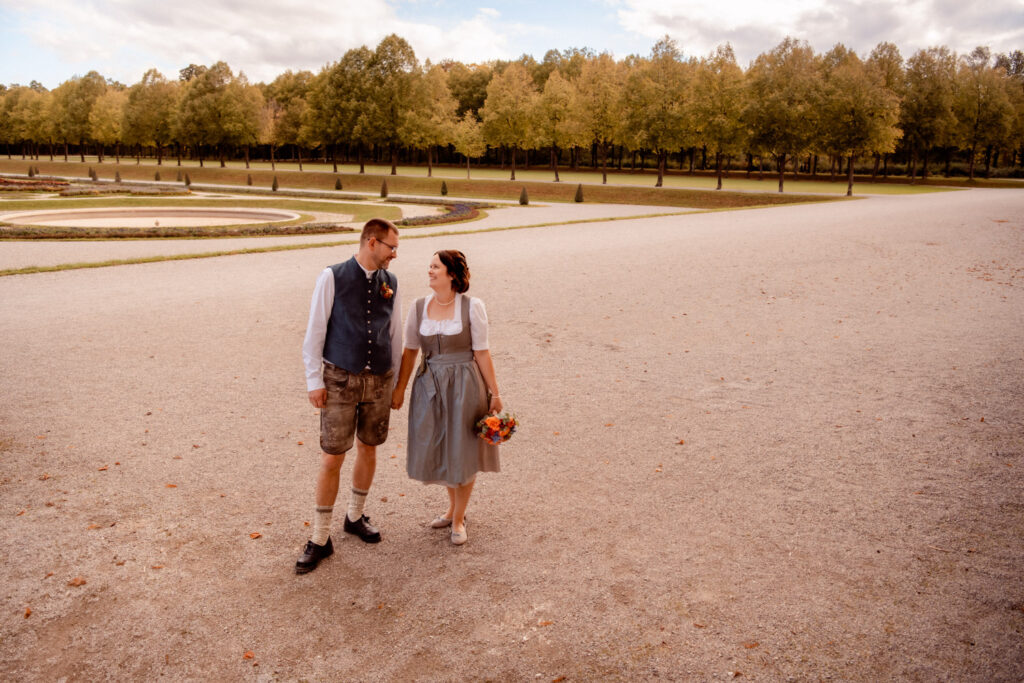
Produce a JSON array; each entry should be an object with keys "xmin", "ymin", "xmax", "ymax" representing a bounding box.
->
[
  {"xmin": 693, "ymin": 623, "xmax": 706, "ymax": 628},
  {"xmin": 604, "ymin": 423, "xmax": 614, "ymax": 427},
  {"xmin": 39, "ymin": 473, "xmax": 50, "ymax": 480},
  {"xmin": 380, "ymin": 497, "xmax": 388, "ymax": 502},
  {"xmin": 24, "ymin": 607, "xmax": 32, "ymax": 618},
  {"xmin": 68, "ymin": 577, "xmax": 86, "ymax": 586},
  {"xmin": 243, "ymin": 651, "xmax": 254, "ymax": 660},
  {"xmin": 553, "ymin": 677, "xmax": 566, "ymax": 683},
  {"xmin": 250, "ymin": 533, "xmax": 262, "ymax": 539},
  {"xmin": 16, "ymin": 510, "xmax": 25, "ymax": 516},
  {"xmin": 97, "ymin": 466, "xmax": 108, "ymax": 471},
  {"xmin": 297, "ymin": 441, "xmax": 304, "ymax": 445},
  {"xmin": 151, "ymin": 565, "xmax": 164, "ymax": 569},
  {"xmin": 87, "ymin": 524, "xmax": 101, "ymax": 530},
  {"xmin": 44, "ymin": 572, "xmax": 54, "ymax": 578},
  {"xmin": 743, "ymin": 641, "xmax": 759, "ymax": 649},
  {"xmin": 677, "ymin": 439, "xmax": 685, "ymax": 445},
  {"xmin": 538, "ymin": 620, "xmax": 553, "ymax": 627},
  {"xmin": 192, "ymin": 444, "xmax": 200, "ymax": 448},
  {"xmin": 165, "ymin": 484, "xmax": 177, "ymax": 488}
]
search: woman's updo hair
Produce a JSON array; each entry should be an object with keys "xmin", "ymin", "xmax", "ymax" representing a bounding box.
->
[{"xmin": 436, "ymin": 250, "xmax": 470, "ymax": 293}]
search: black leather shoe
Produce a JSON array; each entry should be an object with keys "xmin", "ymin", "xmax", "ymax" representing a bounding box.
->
[
  {"xmin": 343, "ymin": 514, "xmax": 381, "ymax": 543},
  {"xmin": 295, "ymin": 537, "xmax": 334, "ymax": 574}
]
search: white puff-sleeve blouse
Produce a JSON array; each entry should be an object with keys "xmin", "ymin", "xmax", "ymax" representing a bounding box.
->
[{"xmin": 404, "ymin": 293, "xmax": 489, "ymax": 351}]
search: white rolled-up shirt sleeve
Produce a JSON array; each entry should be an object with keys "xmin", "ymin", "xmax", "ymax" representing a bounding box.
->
[
  {"xmin": 389, "ymin": 287, "xmax": 403, "ymax": 375},
  {"xmin": 302, "ymin": 268, "xmax": 334, "ymax": 392}
]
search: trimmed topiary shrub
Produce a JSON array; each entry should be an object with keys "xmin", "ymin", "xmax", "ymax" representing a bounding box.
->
[
  {"xmin": 184, "ymin": 173, "xmax": 191, "ymax": 187},
  {"xmin": 89, "ymin": 167, "xmax": 97, "ymax": 181},
  {"xmin": 176, "ymin": 170, "xmax": 183, "ymax": 182},
  {"xmin": 574, "ymin": 183, "xmax": 584, "ymax": 202},
  {"xmin": 154, "ymin": 171, "xmax": 161, "ymax": 181},
  {"xmin": 335, "ymin": 177, "xmax": 343, "ymax": 190},
  {"xmin": 247, "ymin": 174, "xmax": 253, "ymax": 186},
  {"xmin": 27, "ymin": 166, "xmax": 35, "ymax": 178},
  {"xmin": 272, "ymin": 176, "xmax": 279, "ymax": 192},
  {"xmin": 519, "ymin": 187, "xmax": 529, "ymax": 205},
  {"xmin": 381, "ymin": 180, "xmax": 388, "ymax": 198},
  {"xmin": 115, "ymin": 170, "xmax": 122, "ymax": 183},
  {"xmin": 441, "ymin": 180, "xmax": 448, "ymax": 196}
]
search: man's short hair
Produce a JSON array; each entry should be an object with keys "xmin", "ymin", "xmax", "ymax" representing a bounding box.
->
[{"xmin": 360, "ymin": 218, "xmax": 398, "ymax": 245}]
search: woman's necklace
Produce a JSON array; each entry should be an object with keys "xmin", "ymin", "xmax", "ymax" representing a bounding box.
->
[{"xmin": 434, "ymin": 293, "xmax": 456, "ymax": 306}]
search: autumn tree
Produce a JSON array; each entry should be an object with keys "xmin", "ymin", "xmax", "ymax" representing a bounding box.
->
[
  {"xmin": 52, "ymin": 71, "xmax": 107, "ymax": 162},
  {"xmin": 304, "ymin": 46, "xmax": 373, "ymax": 173},
  {"xmin": 622, "ymin": 38, "xmax": 695, "ymax": 187},
  {"xmin": 89, "ymin": 89, "xmax": 128, "ymax": 162},
  {"xmin": 443, "ymin": 60, "xmax": 492, "ymax": 120},
  {"xmin": 901, "ymin": 46, "xmax": 957, "ymax": 181},
  {"xmin": 693, "ymin": 44, "xmax": 747, "ymax": 189},
  {"xmin": 817, "ymin": 45, "xmax": 902, "ymax": 195},
  {"xmin": 402, "ymin": 64, "xmax": 458, "ymax": 177},
  {"xmin": 480, "ymin": 62, "xmax": 538, "ymax": 180},
  {"xmin": 866, "ymin": 42, "xmax": 905, "ymax": 177},
  {"xmin": 452, "ymin": 114, "xmax": 486, "ymax": 178},
  {"xmin": 573, "ymin": 53, "xmax": 625, "ymax": 184},
  {"xmin": 954, "ymin": 47, "xmax": 1014, "ymax": 178},
  {"xmin": 745, "ymin": 37, "xmax": 821, "ymax": 192},
  {"xmin": 534, "ymin": 70, "xmax": 580, "ymax": 181},
  {"xmin": 363, "ymin": 34, "xmax": 422, "ymax": 175},
  {"xmin": 123, "ymin": 69, "xmax": 179, "ymax": 165},
  {"xmin": 263, "ymin": 70, "xmax": 313, "ymax": 170}
]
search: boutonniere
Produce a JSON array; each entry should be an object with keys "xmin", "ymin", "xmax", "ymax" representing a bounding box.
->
[{"xmin": 380, "ymin": 281, "xmax": 394, "ymax": 299}]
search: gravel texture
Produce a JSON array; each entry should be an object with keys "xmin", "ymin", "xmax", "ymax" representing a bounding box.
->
[{"xmin": 1, "ymin": 188, "xmax": 1022, "ymax": 680}]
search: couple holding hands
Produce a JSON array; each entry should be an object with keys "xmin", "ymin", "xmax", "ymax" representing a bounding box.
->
[{"xmin": 297, "ymin": 218, "xmax": 502, "ymax": 574}]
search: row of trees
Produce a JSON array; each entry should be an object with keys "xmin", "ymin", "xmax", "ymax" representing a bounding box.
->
[{"xmin": 2, "ymin": 35, "xmax": 1022, "ymax": 194}]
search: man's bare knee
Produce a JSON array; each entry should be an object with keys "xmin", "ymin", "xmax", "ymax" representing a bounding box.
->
[{"xmin": 320, "ymin": 451, "xmax": 346, "ymax": 474}]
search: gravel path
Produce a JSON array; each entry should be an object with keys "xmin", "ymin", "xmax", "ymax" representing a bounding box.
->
[{"xmin": 1, "ymin": 188, "xmax": 1022, "ymax": 680}]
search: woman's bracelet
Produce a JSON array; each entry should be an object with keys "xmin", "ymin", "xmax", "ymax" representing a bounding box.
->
[{"xmin": 489, "ymin": 392, "xmax": 500, "ymax": 398}]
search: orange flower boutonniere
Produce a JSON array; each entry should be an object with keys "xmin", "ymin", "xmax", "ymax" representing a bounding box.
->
[{"xmin": 380, "ymin": 281, "xmax": 394, "ymax": 299}]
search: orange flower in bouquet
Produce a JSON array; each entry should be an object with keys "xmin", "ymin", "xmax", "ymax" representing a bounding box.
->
[{"xmin": 476, "ymin": 413, "xmax": 518, "ymax": 445}]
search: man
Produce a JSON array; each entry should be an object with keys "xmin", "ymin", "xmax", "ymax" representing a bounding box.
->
[{"xmin": 296, "ymin": 218, "xmax": 402, "ymax": 574}]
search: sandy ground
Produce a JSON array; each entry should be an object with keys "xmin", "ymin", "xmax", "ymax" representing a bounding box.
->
[{"xmin": 1, "ymin": 189, "xmax": 1022, "ymax": 681}]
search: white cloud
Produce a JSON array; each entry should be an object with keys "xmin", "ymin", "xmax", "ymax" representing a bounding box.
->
[{"xmin": 614, "ymin": 0, "xmax": 1024, "ymax": 64}]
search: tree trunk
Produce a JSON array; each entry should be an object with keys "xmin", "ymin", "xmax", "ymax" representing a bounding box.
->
[
  {"xmin": 510, "ymin": 144, "xmax": 517, "ymax": 181},
  {"xmin": 715, "ymin": 151, "xmax": 723, "ymax": 190},
  {"xmin": 968, "ymin": 145, "xmax": 977, "ymax": 180},
  {"xmin": 872, "ymin": 153, "xmax": 880, "ymax": 180},
  {"xmin": 777, "ymin": 152, "xmax": 786, "ymax": 193},
  {"xmin": 427, "ymin": 146, "xmax": 433, "ymax": 178},
  {"xmin": 389, "ymin": 142, "xmax": 397, "ymax": 175},
  {"xmin": 984, "ymin": 145, "xmax": 993, "ymax": 178},
  {"xmin": 244, "ymin": 145, "xmax": 250, "ymax": 169},
  {"xmin": 270, "ymin": 144, "xmax": 276, "ymax": 170},
  {"xmin": 466, "ymin": 154, "xmax": 471, "ymax": 179},
  {"xmin": 551, "ymin": 145, "xmax": 560, "ymax": 182},
  {"xmin": 655, "ymin": 149, "xmax": 666, "ymax": 187},
  {"xmin": 920, "ymin": 145, "xmax": 930, "ymax": 180},
  {"xmin": 358, "ymin": 143, "xmax": 365, "ymax": 174},
  {"xmin": 332, "ymin": 144, "xmax": 338, "ymax": 173},
  {"xmin": 219, "ymin": 144, "xmax": 226, "ymax": 168},
  {"xmin": 298, "ymin": 146, "xmax": 304, "ymax": 172},
  {"xmin": 846, "ymin": 154, "xmax": 855, "ymax": 196},
  {"xmin": 600, "ymin": 140, "xmax": 608, "ymax": 185},
  {"xmin": 96, "ymin": 142, "xmax": 103, "ymax": 163}
]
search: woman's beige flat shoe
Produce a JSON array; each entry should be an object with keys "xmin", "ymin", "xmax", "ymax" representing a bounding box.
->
[
  {"xmin": 430, "ymin": 515, "xmax": 453, "ymax": 528},
  {"xmin": 450, "ymin": 523, "xmax": 468, "ymax": 545}
]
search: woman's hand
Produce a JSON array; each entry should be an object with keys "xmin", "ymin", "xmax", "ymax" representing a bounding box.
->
[
  {"xmin": 391, "ymin": 387, "xmax": 405, "ymax": 410},
  {"xmin": 489, "ymin": 394, "xmax": 503, "ymax": 414}
]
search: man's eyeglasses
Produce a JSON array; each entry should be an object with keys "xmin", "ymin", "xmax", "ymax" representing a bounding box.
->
[{"xmin": 375, "ymin": 238, "xmax": 398, "ymax": 254}]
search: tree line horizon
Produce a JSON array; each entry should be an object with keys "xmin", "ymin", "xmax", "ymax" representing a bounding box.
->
[{"xmin": 1, "ymin": 35, "xmax": 1022, "ymax": 194}]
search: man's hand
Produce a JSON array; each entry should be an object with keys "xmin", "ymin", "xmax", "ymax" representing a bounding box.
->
[{"xmin": 308, "ymin": 388, "xmax": 326, "ymax": 409}]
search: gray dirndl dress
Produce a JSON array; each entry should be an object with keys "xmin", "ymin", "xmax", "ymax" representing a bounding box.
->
[{"xmin": 406, "ymin": 295, "xmax": 500, "ymax": 487}]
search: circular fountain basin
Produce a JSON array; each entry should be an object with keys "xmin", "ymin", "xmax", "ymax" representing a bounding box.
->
[{"xmin": 1, "ymin": 207, "xmax": 301, "ymax": 228}]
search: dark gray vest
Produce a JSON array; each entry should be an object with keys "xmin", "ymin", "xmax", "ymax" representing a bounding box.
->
[{"xmin": 323, "ymin": 257, "xmax": 397, "ymax": 374}]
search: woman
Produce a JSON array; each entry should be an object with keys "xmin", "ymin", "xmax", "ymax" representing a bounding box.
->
[{"xmin": 391, "ymin": 250, "xmax": 502, "ymax": 545}]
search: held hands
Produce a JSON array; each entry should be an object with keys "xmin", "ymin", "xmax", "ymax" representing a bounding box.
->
[{"xmin": 308, "ymin": 388, "xmax": 326, "ymax": 409}]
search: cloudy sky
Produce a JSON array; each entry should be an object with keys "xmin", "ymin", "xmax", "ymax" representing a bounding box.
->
[{"xmin": 1, "ymin": 0, "xmax": 1021, "ymax": 88}]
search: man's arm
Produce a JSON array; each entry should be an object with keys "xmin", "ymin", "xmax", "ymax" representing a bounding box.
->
[{"xmin": 302, "ymin": 268, "xmax": 334, "ymax": 407}]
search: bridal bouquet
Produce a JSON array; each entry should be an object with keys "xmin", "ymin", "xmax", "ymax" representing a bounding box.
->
[{"xmin": 476, "ymin": 413, "xmax": 518, "ymax": 445}]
